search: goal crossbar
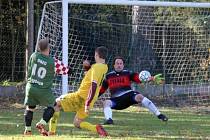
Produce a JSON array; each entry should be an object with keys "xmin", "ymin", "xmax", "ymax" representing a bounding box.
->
[{"xmin": 65, "ymin": 0, "xmax": 210, "ymax": 8}]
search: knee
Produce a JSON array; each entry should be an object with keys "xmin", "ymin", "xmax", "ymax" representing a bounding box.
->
[
  {"xmin": 24, "ymin": 109, "xmax": 33, "ymax": 116},
  {"xmin": 135, "ymin": 94, "xmax": 144, "ymax": 103},
  {"xmin": 73, "ymin": 119, "xmax": 81, "ymax": 128},
  {"xmin": 24, "ymin": 106, "xmax": 35, "ymax": 118},
  {"xmin": 73, "ymin": 122, "xmax": 80, "ymax": 128},
  {"xmin": 103, "ymin": 100, "xmax": 112, "ymax": 108},
  {"xmin": 44, "ymin": 106, "xmax": 55, "ymax": 114}
]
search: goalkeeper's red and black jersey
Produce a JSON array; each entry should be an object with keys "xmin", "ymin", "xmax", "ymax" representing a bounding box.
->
[{"xmin": 99, "ymin": 70, "xmax": 141, "ymax": 97}]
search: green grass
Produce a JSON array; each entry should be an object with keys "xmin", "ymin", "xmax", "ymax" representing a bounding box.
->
[{"xmin": 0, "ymin": 106, "xmax": 210, "ymax": 140}]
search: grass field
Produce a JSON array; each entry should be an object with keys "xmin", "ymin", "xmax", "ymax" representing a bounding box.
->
[{"xmin": 0, "ymin": 106, "xmax": 210, "ymax": 140}]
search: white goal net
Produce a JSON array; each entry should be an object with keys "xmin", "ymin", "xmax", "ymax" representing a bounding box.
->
[{"xmin": 37, "ymin": 0, "xmax": 210, "ymax": 107}]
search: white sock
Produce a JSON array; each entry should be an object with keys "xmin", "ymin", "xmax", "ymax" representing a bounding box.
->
[
  {"xmin": 141, "ymin": 97, "xmax": 160, "ymax": 116},
  {"xmin": 104, "ymin": 107, "xmax": 112, "ymax": 120}
]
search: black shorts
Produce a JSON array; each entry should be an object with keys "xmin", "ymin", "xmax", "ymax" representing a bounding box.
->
[{"xmin": 110, "ymin": 91, "xmax": 140, "ymax": 110}]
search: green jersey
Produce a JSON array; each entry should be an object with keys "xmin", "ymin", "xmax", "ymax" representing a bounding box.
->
[
  {"xmin": 24, "ymin": 52, "xmax": 55, "ymax": 106},
  {"xmin": 27, "ymin": 52, "xmax": 55, "ymax": 89}
]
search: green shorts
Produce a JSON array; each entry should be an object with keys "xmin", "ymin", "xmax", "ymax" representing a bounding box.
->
[{"xmin": 24, "ymin": 84, "xmax": 55, "ymax": 107}]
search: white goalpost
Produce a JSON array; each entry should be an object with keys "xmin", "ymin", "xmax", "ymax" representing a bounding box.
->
[
  {"xmin": 62, "ymin": 0, "xmax": 68, "ymax": 94},
  {"xmin": 37, "ymin": 0, "xmax": 210, "ymax": 107}
]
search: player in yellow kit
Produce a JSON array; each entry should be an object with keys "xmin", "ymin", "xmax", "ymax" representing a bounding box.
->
[{"xmin": 48, "ymin": 46, "xmax": 108, "ymax": 136}]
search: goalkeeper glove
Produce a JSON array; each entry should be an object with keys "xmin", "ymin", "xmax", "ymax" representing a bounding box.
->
[{"xmin": 153, "ymin": 74, "xmax": 165, "ymax": 85}]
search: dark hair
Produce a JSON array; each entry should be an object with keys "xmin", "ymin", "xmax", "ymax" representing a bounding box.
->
[
  {"xmin": 38, "ymin": 39, "xmax": 49, "ymax": 51},
  {"xmin": 95, "ymin": 46, "xmax": 108, "ymax": 59},
  {"xmin": 113, "ymin": 56, "xmax": 124, "ymax": 65}
]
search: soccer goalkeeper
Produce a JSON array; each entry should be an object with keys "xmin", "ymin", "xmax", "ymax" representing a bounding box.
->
[
  {"xmin": 48, "ymin": 46, "xmax": 108, "ymax": 137},
  {"xmin": 99, "ymin": 56, "xmax": 168, "ymax": 125}
]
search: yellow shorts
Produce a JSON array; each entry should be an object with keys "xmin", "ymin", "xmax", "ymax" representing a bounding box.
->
[{"xmin": 59, "ymin": 92, "xmax": 91, "ymax": 119}]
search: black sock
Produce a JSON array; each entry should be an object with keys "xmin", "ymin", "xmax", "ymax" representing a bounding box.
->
[
  {"xmin": 24, "ymin": 110, "xmax": 33, "ymax": 127},
  {"xmin": 43, "ymin": 107, "xmax": 55, "ymax": 123}
]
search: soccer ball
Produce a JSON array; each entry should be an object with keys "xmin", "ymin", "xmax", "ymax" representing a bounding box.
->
[{"xmin": 139, "ymin": 70, "xmax": 151, "ymax": 82}]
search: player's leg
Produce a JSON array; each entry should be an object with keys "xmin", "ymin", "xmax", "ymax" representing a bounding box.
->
[
  {"xmin": 57, "ymin": 92, "xmax": 107, "ymax": 136},
  {"xmin": 103, "ymin": 100, "xmax": 114, "ymax": 124},
  {"xmin": 23, "ymin": 87, "xmax": 37, "ymax": 135},
  {"xmin": 134, "ymin": 92, "xmax": 168, "ymax": 121},
  {"xmin": 36, "ymin": 91, "xmax": 55, "ymax": 136},
  {"xmin": 48, "ymin": 98, "xmax": 63, "ymax": 135},
  {"xmin": 49, "ymin": 92, "xmax": 83, "ymax": 135},
  {"xmin": 24, "ymin": 105, "xmax": 36, "ymax": 135},
  {"xmin": 103, "ymin": 93, "xmax": 135, "ymax": 125},
  {"xmin": 36, "ymin": 106, "xmax": 55, "ymax": 136},
  {"xmin": 75, "ymin": 109, "xmax": 108, "ymax": 137},
  {"xmin": 49, "ymin": 111, "xmax": 60, "ymax": 135}
]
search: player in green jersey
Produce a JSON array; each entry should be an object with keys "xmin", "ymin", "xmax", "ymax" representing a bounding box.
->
[{"xmin": 24, "ymin": 39, "xmax": 69, "ymax": 136}]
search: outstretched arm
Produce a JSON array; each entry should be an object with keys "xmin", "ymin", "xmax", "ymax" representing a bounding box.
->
[{"xmin": 130, "ymin": 72, "xmax": 142, "ymax": 84}]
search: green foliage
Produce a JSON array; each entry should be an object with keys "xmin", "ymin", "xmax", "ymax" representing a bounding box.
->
[
  {"xmin": 2, "ymin": 80, "xmax": 11, "ymax": 86},
  {"xmin": 153, "ymin": 4, "xmax": 210, "ymax": 84},
  {"xmin": 70, "ymin": 5, "xmax": 132, "ymax": 34},
  {"xmin": 0, "ymin": 80, "xmax": 21, "ymax": 86},
  {"xmin": 155, "ymin": 4, "xmax": 210, "ymax": 33}
]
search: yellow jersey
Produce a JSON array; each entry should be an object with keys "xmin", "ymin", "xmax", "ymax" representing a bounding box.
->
[{"xmin": 78, "ymin": 63, "xmax": 108, "ymax": 102}]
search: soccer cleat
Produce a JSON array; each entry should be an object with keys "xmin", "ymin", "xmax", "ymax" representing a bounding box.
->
[
  {"xmin": 96, "ymin": 124, "xmax": 108, "ymax": 137},
  {"xmin": 48, "ymin": 131, "xmax": 56, "ymax": 136},
  {"xmin": 158, "ymin": 114, "xmax": 168, "ymax": 122},
  {"xmin": 24, "ymin": 130, "xmax": 32, "ymax": 135},
  {"xmin": 103, "ymin": 118, "xmax": 114, "ymax": 125},
  {"xmin": 36, "ymin": 123, "xmax": 48, "ymax": 136}
]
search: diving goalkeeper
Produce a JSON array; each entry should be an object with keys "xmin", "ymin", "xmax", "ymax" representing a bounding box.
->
[{"xmin": 99, "ymin": 56, "xmax": 168, "ymax": 125}]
